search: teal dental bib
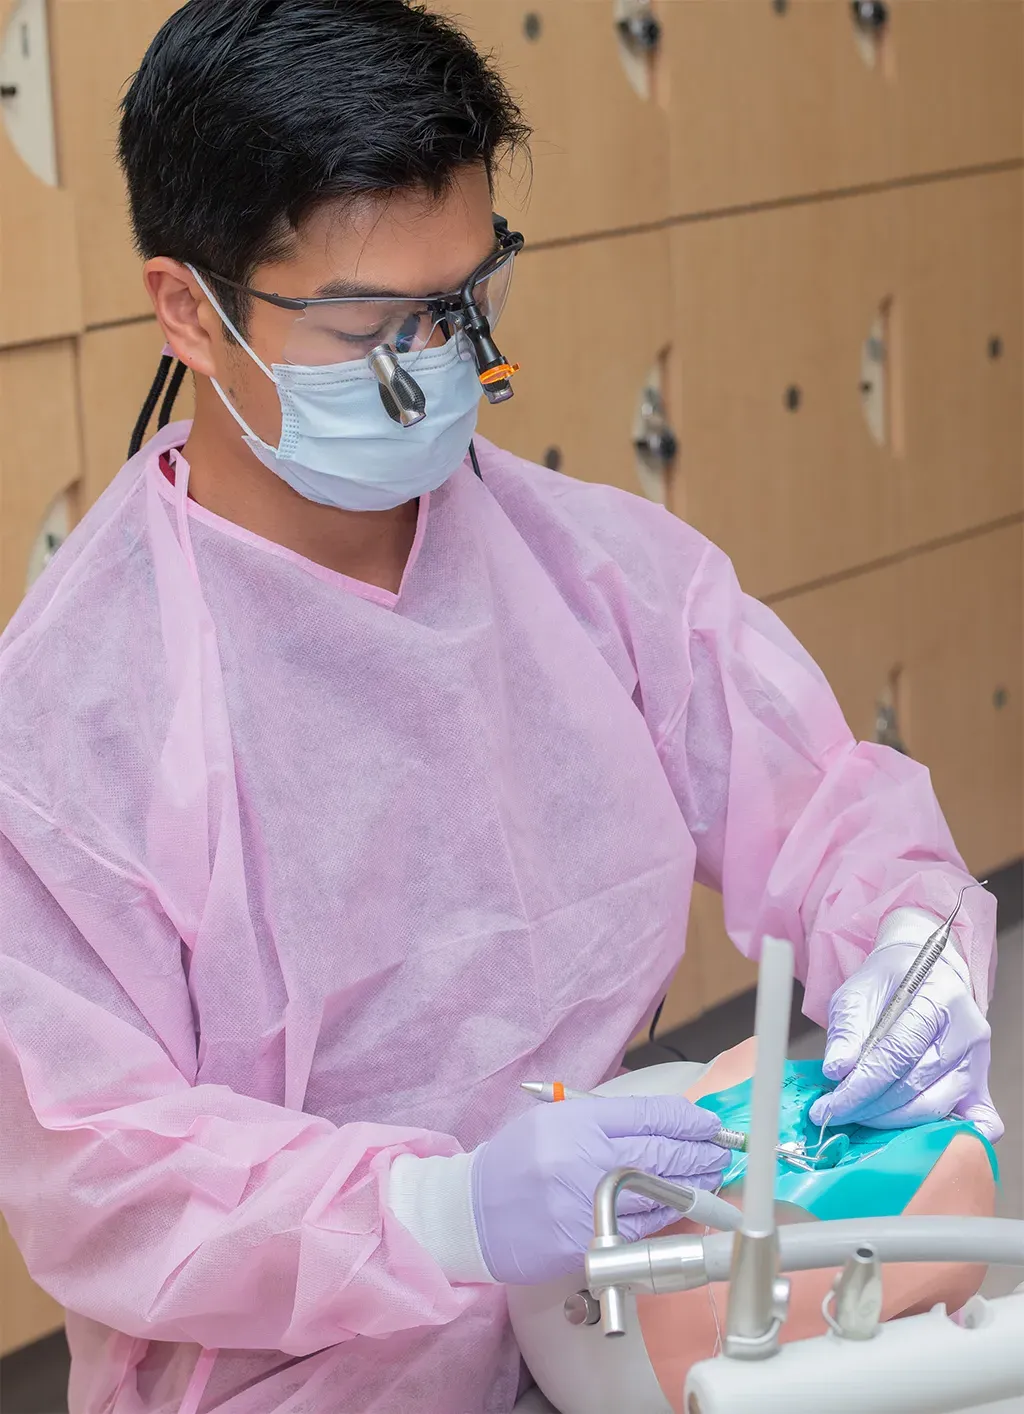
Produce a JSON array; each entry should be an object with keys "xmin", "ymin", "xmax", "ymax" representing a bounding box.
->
[{"xmin": 696, "ymin": 1060, "xmax": 999, "ymax": 1221}]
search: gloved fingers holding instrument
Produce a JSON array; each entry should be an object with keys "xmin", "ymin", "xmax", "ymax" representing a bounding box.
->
[
  {"xmin": 390, "ymin": 1093, "xmax": 729, "ymax": 1288},
  {"xmin": 809, "ymin": 899, "xmax": 1004, "ymax": 1143}
]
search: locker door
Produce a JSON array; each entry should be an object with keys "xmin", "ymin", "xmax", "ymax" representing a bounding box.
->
[
  {"xmin": 0, "ymin": 341, "xmax": 81, "ymax": 626},
  {"xmin": 50, "ymin": 0, "xmax": 180, "ymax": 328},
  {"xmin": 901, "ymin": 527, "xmax": 1024, "ymax": 876},
  {"xmin": 0, "ymin": 0, "xmax": 82, "ymax": 346},
  {"xmin": 0, "ymin": 1218, "xmax": 62, "ymax": 1356},
  {"xmin": 893, "ymin": 170, "xmax": 1024, "ymax": 551},
  {"xmin": 772, "ymin": 559, "xmax": 906, "ymax": 747},
  {"xmin": 478, "ymin": 228, "xmax": 674, "ymax": 499},
  {"xmin": 442, "ymin": 0, "xmax": 670, "ymax": 241},
  {"xmin": 78, "ymin": 321, "xmax": 194, "ymax": 509},
  {"xmin": 887, "ymin": 0, "xmax": 1023, "ymax": 180},
  {"xmin": 662, "ymin": 0, "xmax": 889, "ymax": 215},
  {"xmin": 670, "ymin": 189, "xmax": 899, "ymax": 600}
]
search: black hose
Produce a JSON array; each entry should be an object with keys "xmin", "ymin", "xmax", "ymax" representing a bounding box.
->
[
  {"xmin": 129, "ymin": 355, "xmax": 173, "ymax": 460},
  {"xmin": 158, "ymin": 359, "xmax": 189, "ymax": 431}
]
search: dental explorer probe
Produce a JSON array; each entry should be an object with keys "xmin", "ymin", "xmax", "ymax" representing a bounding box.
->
[
  {"xmin": 855, "ymin": 880, "xmax": 987, "ymax": 1062},
  {"xmin": 810, "ymin": 880, "xmax": 987, "ymax": 1145},
  {"xmin": 520, "ymin": 1081, "xmax": 749, "ymax": 1155}
]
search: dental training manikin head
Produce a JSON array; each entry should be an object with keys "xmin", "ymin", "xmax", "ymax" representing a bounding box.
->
[{"xmin": 509, "ymin": 1040, "xmax": 997, "ymax": 1414}]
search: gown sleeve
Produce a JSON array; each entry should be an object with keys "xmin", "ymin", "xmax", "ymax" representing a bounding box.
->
[
  {"xmin": 647, "ymin": 535, "xmax": 996, "ymax": 1020},
  {"xmin": 0, "ymin": 819, "xmax": 479, "ymax": 1357}
]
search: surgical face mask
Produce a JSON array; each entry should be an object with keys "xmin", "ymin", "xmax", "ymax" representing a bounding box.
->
[{"xmin": 189, "ymin": 267, "xmax": 482, "ymax": 512}]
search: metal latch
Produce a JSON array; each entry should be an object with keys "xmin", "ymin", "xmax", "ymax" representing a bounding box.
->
[
  {"xmin": 614, "ymin": 0, "xmax": 661, "ymax": 97},
  {"xmin": 26, "ymin": 489, "xmax": 75, "ymax": 592},
  {"xmin": 616, "ymin": 0, "xmax": 661, "ymax": 54},
  {"xmin": 851, "ymin": 0, "xmax": 889, "ymax": 32},
  {"xmin": 634, "ymin": 386, "xmax": 678, "ymax": 467},
  {"xmin": 859, "ymin": 313, "xmax": 888, "ymax": 449},
  {"xmin": 633, "ymin": 373, "xmax": 677, "ymax": 505},
  {"xmin": 0, "ymin": 0, "xmax": 59, "ymax": 185},
  {"xmin": 875, "ymin": 701, "xmax": 907, "ymax": 755}
]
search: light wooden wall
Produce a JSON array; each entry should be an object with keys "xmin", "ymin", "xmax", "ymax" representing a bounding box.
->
[{"xmin": 1, "ymin": 0, "xmax": 1022, "ymax": 1357}]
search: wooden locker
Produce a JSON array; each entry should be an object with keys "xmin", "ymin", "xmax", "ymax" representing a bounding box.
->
[
  {"xmin": 686, "ymin": 884, "xmax": 758, "ymax": 1020},
  {"xmin": 895, "ymin": 170, "xmax": 1024, "ymax": 551},
  {"xmin": 662, "ymin": 0, "xmax": 888, "ymax": 216},
  {"xmin": 627, "ymin": 885, "xmax": 757, "ymax": 1047},
  {"xmin": 78, "ymin": 321, "xmax": 194, "ymax": 508},
  {"xmin": 478, "ymin": 228, "xmax": 673, "ymax": 497},
  {"xmin": 661, "ymin": 0, "xmax": 1023, "ymax": 218},
  {"xmin": 669, "ymin": 188, "xmax": 899, "ymax": 600},
  {"xmin": 0, "ymin": 1217, "xmax": 62, "ymax": 1356},
  {"xmin": 0, "ymin": 0, "xmax": 82, "ymax": 347},
  {"xmin": 628, "ymin": 914, "xmax": 704, "ymax": 1046},
  {"xmin": 0, "ymin": 341, "xmax": 81, "ymax": 626},
  {"xmin": 49, "ymin": 0, "xmax": 180, "ymax": 328},
  {"xmin": 772, "ymin": 557, "xmax": 906, "ymax": 746},
  {"xmin": 900, "ymin": 526, "xmax": 1024, "ymax": 875},
  {"xmin": 438, "ymin": 0, "xmax": 669, "ymax": 242},
  {"xmin": 887, "ymin": 0, "xmax": 1023, "ymax": 182}
]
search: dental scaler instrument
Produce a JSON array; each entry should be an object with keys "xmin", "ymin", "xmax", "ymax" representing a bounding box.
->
[
  {"xmin": 811, "ymin": 880, "xmax": 987, "ymax": 1147},
  {"xmin": 856, "ymin": 881, "xmax": 987, "ymax": 1062},
  {"xmin": 521, "ymin": 1082, "xmax": 844, "ymax": 1170},
  {"xmin": 521, "ymin": 1082, "xmax": 594, "ymax": 1104},
  {"xmin": 521, "ymin": 1081, "xmax": 749, "ymax": 1156}
]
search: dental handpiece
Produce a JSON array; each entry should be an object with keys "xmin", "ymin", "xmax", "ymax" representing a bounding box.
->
[
  {"xmin": 856, "ymin": 881, "xmax": 986, "ymax": 1063},
  {"xmin": 520, "ymin": 1081, "xmax": 748, "ymax": 1153}
]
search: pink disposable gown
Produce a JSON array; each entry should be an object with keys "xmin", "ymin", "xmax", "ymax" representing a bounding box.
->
[{"xmin": 0, "ymin": 425, "xmax": 995, "ymax": 1414}]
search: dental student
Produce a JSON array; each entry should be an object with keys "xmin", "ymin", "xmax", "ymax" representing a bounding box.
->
[{"xmin": 0, "ymin": 3, "xmax": 1001, "ymax": 1413}]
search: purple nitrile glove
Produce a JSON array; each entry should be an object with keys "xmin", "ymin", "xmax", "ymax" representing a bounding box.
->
[
  {"xmin": 809, "ymin": 924, "xmax": 1003, "ymax": 1143},
  {"xmin": 470, "ymin": 1094, "xmax": 728, "ymax": 1285}
]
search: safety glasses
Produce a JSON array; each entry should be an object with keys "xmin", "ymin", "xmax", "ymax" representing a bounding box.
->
[{"xmin": 200, "ymin": 216, "xmax": 523, "ymax": 373}]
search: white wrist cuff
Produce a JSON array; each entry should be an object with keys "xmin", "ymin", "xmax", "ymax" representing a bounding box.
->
[
  {"xmin": 388, "ymin": 1150, "xmax": 496, "ymax": 1286},
  {"xmin": 874, "ymin": 906, "xmax": 972, "ymax": 989}
]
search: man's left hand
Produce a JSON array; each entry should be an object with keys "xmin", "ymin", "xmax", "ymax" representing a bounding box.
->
[{"xmin": 808, "ymin": 929, "xmax": 1003, "ymax": 1143}]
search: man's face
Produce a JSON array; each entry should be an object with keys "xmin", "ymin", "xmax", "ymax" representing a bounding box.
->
[{"xmin": 206, "ymin": 162, "xmax": 498, "ymax": 451}]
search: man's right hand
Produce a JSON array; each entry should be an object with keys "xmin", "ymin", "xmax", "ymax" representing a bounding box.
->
[{"xmin": 471, "ymin": 1094, "xmax": 728, "ymax": 1284}]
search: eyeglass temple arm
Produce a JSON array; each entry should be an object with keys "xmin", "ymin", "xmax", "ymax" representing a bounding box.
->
[{"xmin": 460, "ymin": 219, "xmax": 523, "ymax": 403}]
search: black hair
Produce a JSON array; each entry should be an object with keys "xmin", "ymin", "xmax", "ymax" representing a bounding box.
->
[{"xmin": 119, "ymin": 0, "xmax": 530, "ymax": 334}]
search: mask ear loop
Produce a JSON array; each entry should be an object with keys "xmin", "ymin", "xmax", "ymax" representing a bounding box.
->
[
  {"xmin": 186, "ymin": 265, "xmax": 280, "ymax": 448},
  {"xmin": 187, "ymin": 266, "xmax": 276, "ymax": 381}
]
